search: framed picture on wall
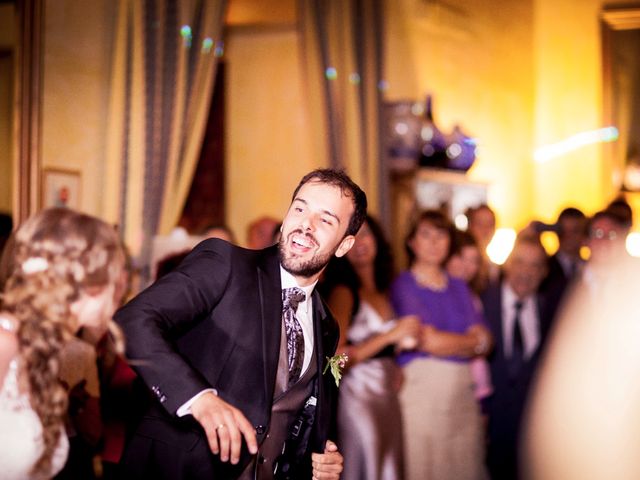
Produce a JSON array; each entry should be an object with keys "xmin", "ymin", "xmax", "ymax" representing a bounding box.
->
[{"xmin": 42, "ymin": 168, "xmax": 81, "ymax": 210}]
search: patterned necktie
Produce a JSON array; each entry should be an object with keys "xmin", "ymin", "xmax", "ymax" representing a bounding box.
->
[{"xmin": 282, "ymin": 287, "xmax": 306, "ymax": 387}]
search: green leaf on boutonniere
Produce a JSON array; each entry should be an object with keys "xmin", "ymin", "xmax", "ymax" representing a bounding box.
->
[{"xmin": 323, "ymin": 353, "xmax": 349, "ymax": 387}]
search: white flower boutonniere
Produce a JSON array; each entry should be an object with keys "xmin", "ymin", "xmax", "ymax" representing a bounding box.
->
[{"xmin": 323, "ymin": 353, "xmax": 349, "ymax": 387}]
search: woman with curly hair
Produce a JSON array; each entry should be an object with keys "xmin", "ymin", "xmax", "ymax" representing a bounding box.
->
[{"xmin": 0, "ymin": 208, "xmax": 125, "ymax": 479}]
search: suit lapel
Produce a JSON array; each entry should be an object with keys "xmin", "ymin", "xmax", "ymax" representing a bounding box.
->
[
  {"xmin": 310, "ymin": 291, "xmax": 339, "ymax": 451},
  {"xmin": 486, "ymin": 285, "xmax": 506, "ymax": 361},
  {"xmin": 256, "ymin": 246, "xmax": 283, "ymax": 403}
]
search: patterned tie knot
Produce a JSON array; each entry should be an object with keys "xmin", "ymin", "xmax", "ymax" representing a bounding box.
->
[{"xmin": 283, "ymin": 287, "xmax": 306, "ymax": 312}]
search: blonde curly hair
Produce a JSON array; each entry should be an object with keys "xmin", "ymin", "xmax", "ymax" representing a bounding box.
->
[{"xmin": 0, "ymin": 207, "xmax": 125, "ymax": 476}]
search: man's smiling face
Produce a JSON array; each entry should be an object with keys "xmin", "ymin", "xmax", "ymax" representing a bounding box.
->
[{"xmin": 278, "ymin": 180, "xmax": 355, "ymax": 285}]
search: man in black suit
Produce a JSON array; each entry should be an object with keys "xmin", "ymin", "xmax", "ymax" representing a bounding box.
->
[
  {"xmin": 115, "ymin": 169, "xmax": 367, "ymax": 479},
  {"xmin": 539, "ymin": 207, "xmax": 586, "ymax": 300},
  {"xmin": 482, "ymin": 235, "xmax": 556, "ymax": 480}
]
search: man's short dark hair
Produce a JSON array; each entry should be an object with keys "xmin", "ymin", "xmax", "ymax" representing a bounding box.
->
[
  {"xmin": 291, "ymin": 169, "xmax": 367, "ymax": 237},
  {"xmin": 556, "ymin": 207, "xmax": 587, "ymax": 237},
  {"xmin": 557, "ymin": 207, "xmax": 586, "ymax": 223},
  {"xmin": 587, "ymin": 209, "xmax": 628, "ymax": 235}
]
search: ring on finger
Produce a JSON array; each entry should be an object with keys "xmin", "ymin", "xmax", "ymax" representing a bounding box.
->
[{"xmin": 216, "ymin": 424, "xmax": 225, "ymax": 431}]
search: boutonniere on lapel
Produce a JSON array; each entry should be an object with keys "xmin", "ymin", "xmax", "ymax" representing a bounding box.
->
[{"xmin": 323, "ymin": 353, "xmax": 349, "ymax": 387}]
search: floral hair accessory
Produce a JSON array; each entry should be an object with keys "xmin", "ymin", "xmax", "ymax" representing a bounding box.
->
[
  {"xmin": 322, "ymin": 353, "xmax": 349, "ymax": 387},
  {"xmin": 22, "ymin": 257, "xmax": 49, "ymax": 274}
]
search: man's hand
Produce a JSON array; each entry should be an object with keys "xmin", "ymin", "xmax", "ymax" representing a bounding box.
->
[
  {"xmin": 311, "ymin": 440, "xmax": 343, "ymax": 479},
  {"xmin": 190, "ymin": 392, "xmax": 258, "ymax": 464}
]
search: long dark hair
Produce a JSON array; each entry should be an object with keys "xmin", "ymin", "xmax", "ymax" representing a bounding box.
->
[{"xmin": 319, "ymin": 215, "xmax": 395, "ymax": 305}]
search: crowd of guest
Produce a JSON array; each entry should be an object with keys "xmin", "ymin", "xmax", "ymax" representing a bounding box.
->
[
  {"xmin": 316, "ymin": 196, "xmax": 636, "ymax": 480},
  {"xmin": 0, "ymin": 184, "xmax": 637, "ymax": 479}
]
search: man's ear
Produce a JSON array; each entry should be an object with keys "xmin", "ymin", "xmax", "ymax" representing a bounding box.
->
[{"xmin": 334, "ymin": 235, "xmax": 355, "ymax": 258}]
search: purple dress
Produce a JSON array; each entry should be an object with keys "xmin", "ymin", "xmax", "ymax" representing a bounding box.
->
[{"xmin": 391, "ymin": 271, "xmax": 484, "ymax": 366}]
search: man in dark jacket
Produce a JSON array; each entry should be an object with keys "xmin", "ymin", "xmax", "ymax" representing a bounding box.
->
[
  {"xmin": 116, "ymin": 169, "xmax": 367, "ymax": 479},
  {"xmin": 482, "ymin": 235, "xmax": 556, "ymax": 480}
]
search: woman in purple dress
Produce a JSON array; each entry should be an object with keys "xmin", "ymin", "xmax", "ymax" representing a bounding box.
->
[{"xmin": 391, "ymin": 210, "xmax": 492, "ymax": 480}]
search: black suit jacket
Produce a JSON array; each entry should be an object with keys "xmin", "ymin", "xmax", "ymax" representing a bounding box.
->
[
  {"xmin": 481, "ymin": 282, "xmax": 557, "ymax": 479},
  {"xmin": 115, "ymin": 239, "xmax": 339, "ymax": 478}
]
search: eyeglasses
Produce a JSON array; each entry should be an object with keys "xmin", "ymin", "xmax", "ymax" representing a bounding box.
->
[{"xmin": 589, "ymin": 228, "xmax": 618, "ymax": 241}]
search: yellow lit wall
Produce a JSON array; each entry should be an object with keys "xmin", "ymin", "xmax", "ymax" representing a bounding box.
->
[
  {"xmin": 532, "ymin": 0, "xmax": 604, "ymax": 224},
  {"xmin": 225, "ymin": 25, "xmax": 321, "ymax": 246},
  {"xmin": 385, "ymin": 0, "xmax": 536, "ymax": 231},
  {"xmin": 0, "ymin": 4, "xmax": 15, "ymax": 214},
  {"xmin": 532, "ymin": 0, "xmax": 640, "ymax": 225},
  {"xmin": 41, "ymin": 0, "xmax": 115, "ymax": 217}
]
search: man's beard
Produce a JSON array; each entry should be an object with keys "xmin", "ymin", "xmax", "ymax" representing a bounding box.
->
[{"xmin": 278, "ymin": 231, "xmax": 337, "ymax": 278}]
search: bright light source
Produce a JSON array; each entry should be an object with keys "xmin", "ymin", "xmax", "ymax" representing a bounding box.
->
[
  {"xmin": 486, "ymin": 228, "xmax": 517, "ymax": 265},
  {"xmin": 534, "ymin": 126, "xmax": 619, "ymax": 163},
  {"xmin": 626, "ymin": 232, "xmax": 640, "ymax": 258},
  {"xmin": 454, "ymin": 213, "xmax": 468, "ymax": 231},
  {"xmin": 540, "ymin": 231, "xmax": 559, "ymax": 255},
  {"xmin": 580, "ymin": 245, "xmax": 591, "ymax": 261}
]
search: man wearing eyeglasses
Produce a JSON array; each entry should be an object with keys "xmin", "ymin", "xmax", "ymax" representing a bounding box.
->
[{"xmin": 582, "ymin": 209, "xmax": 631, "ymax": 295}]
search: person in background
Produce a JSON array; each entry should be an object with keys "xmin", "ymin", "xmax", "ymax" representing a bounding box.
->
[
  {"xmin": 446, "ymin": 229, "xmax": 484, "ymax": 297},
  {"xmin": 0, "ymin": 212, "xmax": 12, "ymax": 259},
  {"xmin": 467, "ymin": 204, "xmax": 496, "ymax": 254},
  {"xmin": 200, "ymin": 224, "xmax": 236, "ymax": 244},
  {"xmin": 54, "ymin": 336, "xmax": 103, "ymax": 480},
  {"xmin": 466, "ymin": 204, "xmax": 498, "ymax": 291},
  {"xmin": 320, "ymin": 215, "xmax": 421, "ymax": 480},
  {"xmin": 391, "ymin": 210, "xmax": 492, "ymax": 480},
  {"xmin": 0, "ymin": 208, "xmax": 126, "ymax": 480},
  {"xmin": 580, "ymin": 209, "xmax": 631, "ymax": 299},
  {"xmin": 446, "ymin": 229, "xmax": 493, "ymax": 405},
  {"xmin": 71, "ymin": 246, "xmax": 139, "ymax": 480},
  {"xmin": 605, "ymin": 196, "xmax": 633, "ymax": 233},
  {"xmin": 247, "ymin": 215, "xmax": 280, "ymax": 249},
  {"xmin": 537, "ymin": 207, "xmax": 587, "ymax": 301},
  {"xmin": 481, "ymin": 234, "xmax": 555, "ymax": 480},
  {"xmin": 523, "ymin": 242, "xmax": 640, "ymax": 480}
]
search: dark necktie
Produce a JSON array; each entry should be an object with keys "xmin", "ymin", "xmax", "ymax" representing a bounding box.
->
[
  {"xmin": 509, "ymin": 300, "xmax": 524, "ymax": 381},
  {"xmin": 282, "ymin": 287, "xmax": 306, "ymax": 388}
]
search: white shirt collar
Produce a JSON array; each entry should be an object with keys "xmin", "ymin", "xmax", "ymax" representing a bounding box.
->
[
  {"xmin": 279, "ymin": 266, "xmax": 317, "ymax": 299},
  {"xmin": 502, "ymin": 282, "xmax": 534, "ymax": 308}
]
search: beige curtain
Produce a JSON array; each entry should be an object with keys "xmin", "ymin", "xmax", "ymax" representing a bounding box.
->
[
  {"xmin": 104, "ymin": 0, "xmax": 225, "ymax": 266},
  {"xmin": 297, "ymin": 0, "xmax": 385, "ymax": 214}
]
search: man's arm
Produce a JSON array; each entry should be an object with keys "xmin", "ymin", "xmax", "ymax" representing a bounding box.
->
[
  {"xmin": 115, "ymin": 239, "xmax": 230, "ymax": 414},
  {"xmin": 116, "ymin": 240, "xmax": 259, "ymax": 462},
  {"xmin": 190, "ymin": 392, "xmax": 258, "ymax": 464}
]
